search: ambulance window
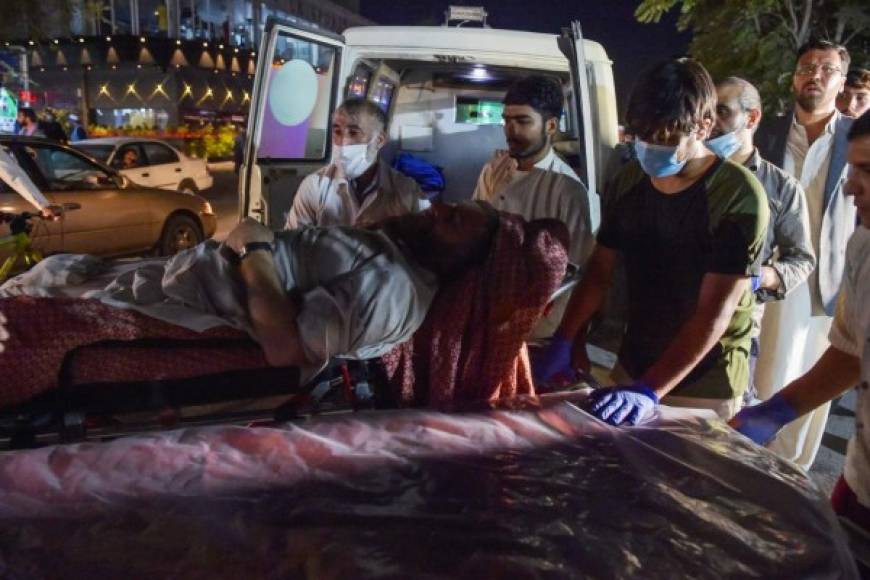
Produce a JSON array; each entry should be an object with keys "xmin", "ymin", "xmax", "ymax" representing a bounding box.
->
[
  {"xmin": 257, "ymin": 32, "xmax": 337, "ymax": 161},
  {"xmin": 370, "ymin": 78, "xmax": 395, "ymax": 114},
  {"xmin": 455, "ymin": 97, "xmax": 504, "ymax": 125},
  {"xmin": 347, "ymin": 64, "xmax": 372, "ymax": 99}
]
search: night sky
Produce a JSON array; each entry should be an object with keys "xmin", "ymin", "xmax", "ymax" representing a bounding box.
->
[{"xmin": 359, "ymin": 0, "xmax": 691, "ymax": 118}]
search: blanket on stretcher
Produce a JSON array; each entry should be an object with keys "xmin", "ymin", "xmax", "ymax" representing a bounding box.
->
[
  {"xmin": 381, "ymin": 213, "xmax": 568, "ymax": 407},
  {"xmin": 0, "ymin": 296, "xmax": 268, "ymax": 408}
]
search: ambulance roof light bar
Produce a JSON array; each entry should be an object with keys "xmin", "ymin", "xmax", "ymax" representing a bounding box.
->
[{"xmin": 443, "ymin": 6, "xmax": 489, "ymax": 28}]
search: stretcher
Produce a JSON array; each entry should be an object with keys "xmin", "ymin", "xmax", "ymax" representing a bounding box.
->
[
  {"xmin": 0, "ymin": 335, "xmax": 308, "ymax": 447},
  {"xmin": 0, "ymin": 396, "xmax": 858, "ymax": 578},
  {"xmin": 0, "ymin": 263, "xmax": 582, "ymax": 447}
]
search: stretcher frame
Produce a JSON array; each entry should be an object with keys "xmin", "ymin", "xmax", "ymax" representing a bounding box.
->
[{"xmin": 0, "ymin": 337, "xmax": 351, "ymax": 449}]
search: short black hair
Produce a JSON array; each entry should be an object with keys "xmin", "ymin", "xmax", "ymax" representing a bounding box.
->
[
  {"xmin": 625, "ymin": 58, "xmax": 716, "ymax": 141},
  {"xmin": 337, "ymin": 97, "xmax": 387, "ymax": 133},
  {"xmin": 797, "ymin": 39, "xmax": 850, "ymax": 72},
  {"xmin": 503, "ymin": 76, "xmax": 563, "ymax": 121},
  {"xmin": 18, "ymin": 107, "xmax": 36, "ymax": 122},
  {"xmin": 847, "ymin": 110, "xmax": 870, "ymax": 142},
  {"xmin": 846, "ymin": 69, "xmax": 870, "ymax": 91}
]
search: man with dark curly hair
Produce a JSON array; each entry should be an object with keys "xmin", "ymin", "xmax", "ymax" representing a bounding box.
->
[{"xmin": 473, "ymin": 75, "xmax": 596, "ymax": 337}]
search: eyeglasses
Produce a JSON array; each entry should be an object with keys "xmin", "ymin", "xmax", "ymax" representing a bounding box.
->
[{"xmin": 795, "ymin": 64, "xmax": 843, "ymax": 77}]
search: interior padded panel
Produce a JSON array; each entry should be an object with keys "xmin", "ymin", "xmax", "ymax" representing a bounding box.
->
[
  {"xmin": 260, "ymin": 162, "xmax": 326, "ymax": 230},
  {"xmin": 390, "ymin": 83, "xmax": 507, "ymax": 203},
  {"xmin": 304, "ymin": 129, "xmax": 326, "ymax": 159}
]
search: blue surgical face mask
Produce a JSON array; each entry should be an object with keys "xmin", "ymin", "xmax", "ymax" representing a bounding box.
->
[
  {"xmin": 634, "ymin": 140, "xmax": 689, "ymax": 178},
  {"xmin": 705, "ymin": 119, "xmax": 746, "ymax": 159}
]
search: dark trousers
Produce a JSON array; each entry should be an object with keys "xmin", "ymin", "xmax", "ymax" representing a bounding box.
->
[{"xmin": 744, "ymin": 337, "xmax": 760, "ymax": 405}]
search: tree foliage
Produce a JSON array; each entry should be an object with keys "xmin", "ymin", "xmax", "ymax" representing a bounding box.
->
[
  {"xmin": 635, "ymin": 0, "xmax": 870, "ymax": 115},
  {"xmin": 0, "ymin": 0, "xmax": 74, "ymax": 40}
]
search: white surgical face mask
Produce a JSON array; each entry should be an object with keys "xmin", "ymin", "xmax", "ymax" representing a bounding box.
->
[{"xmin": 332, "ymin": 137, "xmax": 379, "ymax": 179}]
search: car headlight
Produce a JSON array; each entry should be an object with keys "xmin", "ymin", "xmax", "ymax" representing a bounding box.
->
[{"xmin": 201, "ymin": 201, "xmax": 214, "ymax": 215}]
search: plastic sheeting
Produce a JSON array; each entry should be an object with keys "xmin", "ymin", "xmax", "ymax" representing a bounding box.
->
[{"xmin": 0, "ymin": 397, "xmax": 858, "ymax": 578}]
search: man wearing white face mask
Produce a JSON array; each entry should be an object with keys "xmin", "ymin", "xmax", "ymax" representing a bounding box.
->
[
  {"xmin": 534, "ymin": 59, "xmax": 769, "ymax": 425},
  {"xmin": 286, "ymin": 98, "xmax": 428, "ymax": 229},
  {"xmin": 708, "ymin": 77, "xmax": 816, "ymax": 404}
]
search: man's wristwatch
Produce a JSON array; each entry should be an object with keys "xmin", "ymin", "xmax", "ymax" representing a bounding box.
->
[{"xmin": 237, "ymin": 241, "xmax": 274, "ymax": 261}]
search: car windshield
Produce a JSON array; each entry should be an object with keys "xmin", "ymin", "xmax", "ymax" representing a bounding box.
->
[
  {"xmin": 25, "ymin": 146, "xmax": 114, "ymax": 191},
  {"xmin": 75, "ymin": 144, "xmax": 115, "ymax": 163}
]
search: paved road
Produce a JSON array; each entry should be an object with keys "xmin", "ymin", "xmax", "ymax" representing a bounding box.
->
[
  {"xmin": 203, "ymin": 161, "xmax": 241, "ymax": 241},
  {"xmin": 810, "ymin": 390, "xmax": 855, "ymax": 496}
]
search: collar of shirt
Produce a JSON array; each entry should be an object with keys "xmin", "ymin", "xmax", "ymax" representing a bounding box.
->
[
  {"xmin": 531, "ymin": 149, "xmax": 558, "ymax": 172},
  {"xmin": 790, "ymin": 109, "xmax": 840, "ymax": 140},
  {"xmin": 743, "ymin": 148, "xmax": 762, "ymax": 173},
  {"xmin": 349, "ymin": 168, "xmax": 380, "ymax": 205}
]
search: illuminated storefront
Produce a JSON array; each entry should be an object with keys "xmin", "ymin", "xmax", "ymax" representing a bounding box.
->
[{"xmin": 0, "ymin": 0, "xmax": 370, "ymax": 137}]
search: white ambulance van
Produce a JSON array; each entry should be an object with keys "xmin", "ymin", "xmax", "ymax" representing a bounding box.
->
[{"xmin": 239, "ymin": 17, "xmax": 618, "ymax": 231}]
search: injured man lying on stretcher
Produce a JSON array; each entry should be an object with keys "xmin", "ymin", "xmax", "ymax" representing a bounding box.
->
[{"xmin": 0, "ymin": 201, "xmax": 569, "ymax": 408}]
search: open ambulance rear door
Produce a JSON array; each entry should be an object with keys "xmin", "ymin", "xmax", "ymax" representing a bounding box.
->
[
  {"xmin": 240, "ymin": 17, "xmax": 345, "ymax": 229},
  {"xmin": 559, "ymin": 21, "xmax": 619, "ymax": 229}
]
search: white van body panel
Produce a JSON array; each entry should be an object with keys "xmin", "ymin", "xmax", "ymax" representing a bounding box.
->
[{"xmin": 342, "ymin": 27, "xmax": 610, "ymax": 70}]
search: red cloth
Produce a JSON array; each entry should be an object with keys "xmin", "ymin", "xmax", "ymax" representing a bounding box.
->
[
  {"xmin": 381, "ymin": 214, "xmax": 568, "ymax": 407},
  {"xmin": 831, "ymin": 474, "xmax": 870, "ymax": 532},
  {"xmin": 0, "ymin": 296, "xmax": 268, "ymax": 408}
]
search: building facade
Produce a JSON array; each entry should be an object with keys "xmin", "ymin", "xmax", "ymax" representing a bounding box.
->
[{"xmin": 0, "ymin": 0, "xmax": 370, "ymax": 142}]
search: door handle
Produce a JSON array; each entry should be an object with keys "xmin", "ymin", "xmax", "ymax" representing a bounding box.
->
[
  {"xmin": 175, "ymin": 167, "xmax": 182, "ymax": 172},
  {"xmin": 141, "ymin": 172, "xmax": 150, "ymax": 178}
]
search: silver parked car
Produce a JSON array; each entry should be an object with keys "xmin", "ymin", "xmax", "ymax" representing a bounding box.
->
[{"xmin": 75, "ymin": 137, "xmax": 214, "ymax": 194}]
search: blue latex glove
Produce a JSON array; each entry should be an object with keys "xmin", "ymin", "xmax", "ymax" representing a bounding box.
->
[
  {"xmin": 750, "ymin": 274, "xmax": 763, "ymax": 293},
  {"xmin": 730, "ymin": 393, "xmax": 799, "ymax": 445},
  {"xmin": 586, "ymin": 384, "xmax": 659, "ymax": 426},
  {"xmin": 531, "ymin": 336, "xmax": 575, "ymax": 386}
]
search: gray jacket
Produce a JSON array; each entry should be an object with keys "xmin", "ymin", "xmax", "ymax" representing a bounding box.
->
[
  {"xmin": 756, "ymin": 112, "xmax": 855, "ymax": 316},
  {"xmin": 745, "ymin": 149, "xmax": 816, "ymax": 302}
]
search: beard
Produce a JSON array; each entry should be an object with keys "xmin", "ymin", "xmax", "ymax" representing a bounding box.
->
[
  {"xmin": 508, "ymin": 126, "xmax": 549, "ymax": 160},
  {"xmin": 795, "ymin": 84, "xmax": 829, "ymax": 113},
  {"xmin": 796, "ymin": 93, "xmax": 826, "ymax": 113}
]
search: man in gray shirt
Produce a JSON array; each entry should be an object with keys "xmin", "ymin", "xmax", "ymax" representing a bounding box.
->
[{"xmin": 707, "ymin": 77, "xmax": 816, "ymax": 401}]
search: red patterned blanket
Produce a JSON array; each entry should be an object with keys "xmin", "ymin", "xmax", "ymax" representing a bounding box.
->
[
  {"xmin": 381, "ymin": 214, "xmax": 568, "ymax": 407},
  {"xmin": 0, "ymin": 296, "xmax": 269, "ymax": 408}
]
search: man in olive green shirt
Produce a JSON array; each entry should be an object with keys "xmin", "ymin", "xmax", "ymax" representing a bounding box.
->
[{"xmin": 533, "ymin": 58, "xmax": 768, "ymax": 425}]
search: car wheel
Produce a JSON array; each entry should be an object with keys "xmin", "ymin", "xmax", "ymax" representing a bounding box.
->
[
  {"xmin": 178, "ymin": 179, "xmax": 198, "ymax": 195},
  {"xmin": 159, "ymin": 214, "xmax": 203, "ymax": 256}
]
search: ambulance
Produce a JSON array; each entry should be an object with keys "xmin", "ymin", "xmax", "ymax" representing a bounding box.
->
[{"xmin": 240, "ymin": 8, "xmax": 618, "ymax": 231}]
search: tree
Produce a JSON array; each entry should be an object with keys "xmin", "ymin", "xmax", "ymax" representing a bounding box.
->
[
  {"xmin": 635, "ymin": 0, "xmax": 870, "ymax": 115},
  {"xmin": 0, "ymin": 0, "xmax": 74, "ymax": 40}
]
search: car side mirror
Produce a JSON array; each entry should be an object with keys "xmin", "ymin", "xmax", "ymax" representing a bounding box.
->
[{"xmin": 113, "ymin": 174, "xmax": 130, "ymax": 189}]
